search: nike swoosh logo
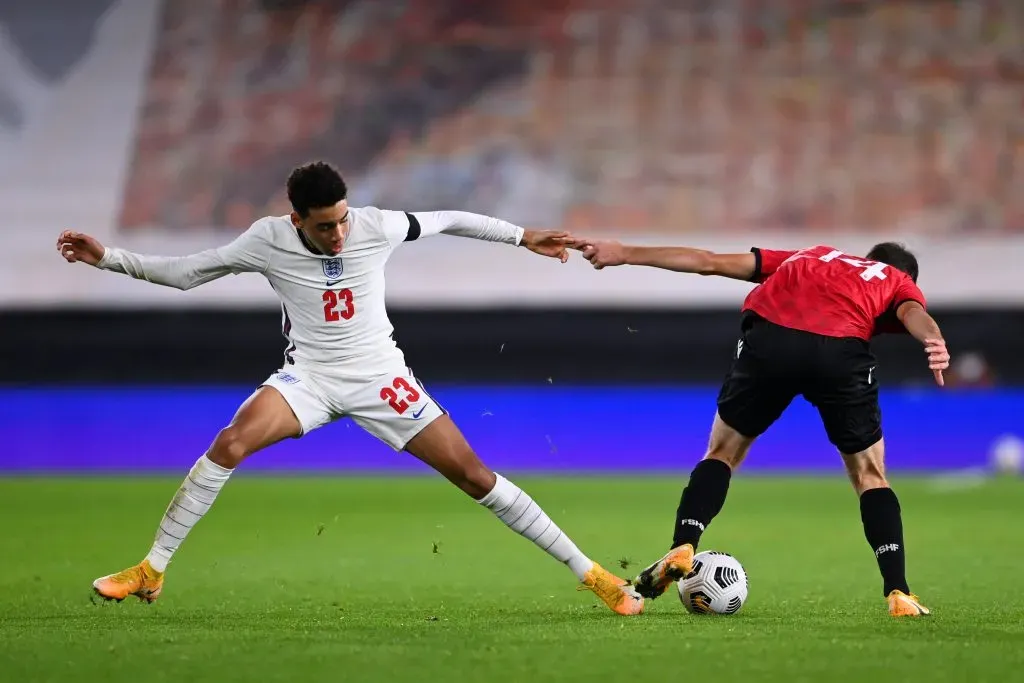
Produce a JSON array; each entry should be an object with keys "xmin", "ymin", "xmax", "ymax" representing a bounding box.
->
[
  {"xmin": 325, "ymin": 279, "xmax": 342, "ymax": 286},
  {"xmin": 411, "ymin": 405, "xmax": 427, "ymax": 419}
]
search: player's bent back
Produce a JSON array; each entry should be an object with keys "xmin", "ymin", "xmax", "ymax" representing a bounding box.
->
[{"xmin": 743, "ymin": 244, "xmax": 926, "ymax": 341}]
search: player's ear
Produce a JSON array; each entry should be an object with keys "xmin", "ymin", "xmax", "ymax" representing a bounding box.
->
[{"xmin": 290, "ymin": 212, "xmax": 302, "ymax": 228}]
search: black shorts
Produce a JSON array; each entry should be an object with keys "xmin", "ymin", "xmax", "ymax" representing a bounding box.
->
[{"xmin": 716, "ymin": 313, "xmax": 882, "ymax": 454}]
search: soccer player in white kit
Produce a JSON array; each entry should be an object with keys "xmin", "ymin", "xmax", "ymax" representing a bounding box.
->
[{"xmin": 56, "ymin": 161, "xmax": 643, "ymax": 616}]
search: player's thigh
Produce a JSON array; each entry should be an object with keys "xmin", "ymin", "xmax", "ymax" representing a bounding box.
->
[
  {"xmin": 344, "ymin": 368, "xmax": 493, "ymax": 497},
  {"xmin": 404, "ymin": 415, "xmax": 496, "ymax": 499},
  {"xmin": 804, "ymin": 342, "xmax": 881, "ymax": 456},
  {"xmin": 715, "ymin": 331, "xmax": 797, "ymax": 447},
  {"xmin": 209, "ymin": 386, "xmax": 301, "ymax": 467},
  {"xmin": 209, "ymin": 369, "xmax": 335, "ymax": 467},
  {"xmin": 258, "ymin": 368, "xmax": 336, "ymax": 437}
]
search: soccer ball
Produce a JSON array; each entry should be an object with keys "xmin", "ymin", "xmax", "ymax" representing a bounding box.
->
[
  {"xmin": 989, "ymin": 435, "xmax": 1023, "ymax": 476},
  {"xmin": 677, "ymin": 551, "xmax": 748, "ymax": 615}
]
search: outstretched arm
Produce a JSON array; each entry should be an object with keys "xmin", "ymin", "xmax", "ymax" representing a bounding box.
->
[
  {"xmin": 414, "ymin": 211, "xmax": 526, "ymax": 245},
  {"xmin": 57, "ymin": 222, "xmax": 271, "ymax": 291},
  {"xmin": 386, "ymin": 210, "xmax": 573, "ymax": 262},
  {"xmin": 896, "ymin": 301, "xmax": 949, "ymax": 386},
  {"xmin": 570, "ymin": 239, "xmax": 758, "ymax": 280}
]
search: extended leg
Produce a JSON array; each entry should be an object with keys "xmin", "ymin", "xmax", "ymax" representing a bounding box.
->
[
  {"xmin": 842, "ymin": 440, "xmax": 929, "ymax": 617},
  {"xmin": 91, "ymin": 386, "xmax": 303, "ymax": 602},
  {"xmin": 634, "ymin": 413, "xmax": 755, "ymax": 599},
  {"xmin": 813, "ymin": 353, "xmax": 930, "ymax": 618},
  {"xmin": 404, "ymin": 415, "xmax": 644, "ymax": 616}
]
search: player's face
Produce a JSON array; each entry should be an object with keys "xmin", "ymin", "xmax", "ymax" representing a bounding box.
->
[{"xmin": 293, "ymin": 202, "xmax": 350, "ymax": 255}]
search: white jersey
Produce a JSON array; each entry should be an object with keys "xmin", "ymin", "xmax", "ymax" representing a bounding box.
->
[{"xmin": 98, "ymin": 207, "xmax": 525, "ymax": 375}]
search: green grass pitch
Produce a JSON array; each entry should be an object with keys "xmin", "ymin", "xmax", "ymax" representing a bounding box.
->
[{"xmin": 1, "ymin": 475, "xmax": 1022, "ymax": 683}]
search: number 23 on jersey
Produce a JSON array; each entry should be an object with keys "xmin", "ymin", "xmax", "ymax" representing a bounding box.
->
[{"xmin": 322, "ymin": 289, "xmax": 355, "ymax": 321}]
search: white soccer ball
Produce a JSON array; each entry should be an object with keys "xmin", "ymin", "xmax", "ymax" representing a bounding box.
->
[
  {"xmin": 990, "ymin": 435, "xmax": 1024, "ymax": 476},
  {"xmin": 678, "ymin": 551, "xmax": 748, "ymax": 615}
]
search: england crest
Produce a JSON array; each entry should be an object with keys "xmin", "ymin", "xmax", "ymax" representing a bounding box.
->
[{"xmin": 322, "ymin": 258, "xmax": 343, "ymax": 280}]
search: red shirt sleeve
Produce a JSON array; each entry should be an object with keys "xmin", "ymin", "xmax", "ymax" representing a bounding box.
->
[
  {"xmin": 873, "ymin": 276, "xmax": 927, "ymax": 336},
  {"xmin": 891, "ymin": 277, "xmax": 926, "ymax": 311},
  {"xmin": 750, "ymin": 248, "xmax": 798, "ymax": 282}
]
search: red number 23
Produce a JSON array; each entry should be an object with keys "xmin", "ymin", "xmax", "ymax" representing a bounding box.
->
[
  {"xmin": 323, "ymin": 289, "xmax": 355, "ymax": 321},
  {"xmin": 380, "ymin": 377, "xmax": 422, "ymax": 414}
]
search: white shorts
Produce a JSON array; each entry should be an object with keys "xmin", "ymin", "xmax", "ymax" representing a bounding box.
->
[{"xmin": 260, "ymin": 364, "xmax": 446, "ymax": 450}]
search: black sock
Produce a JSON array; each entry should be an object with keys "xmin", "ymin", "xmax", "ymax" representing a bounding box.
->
[
  {"xmin": 672, "ymin": 459, "xmax": 732, "ymax": 549},
  {"xmin": 860, "ymin": 487, "xmax": 910, "ymax": 597}
]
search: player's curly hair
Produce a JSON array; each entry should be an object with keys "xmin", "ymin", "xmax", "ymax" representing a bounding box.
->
[
  {"xmin": 287, "ymin": 161, "xmax": 348, "ymax": 217},
  {"xmin": 867, "ymin": 242, "xmax": 919, "ymax": 282}
]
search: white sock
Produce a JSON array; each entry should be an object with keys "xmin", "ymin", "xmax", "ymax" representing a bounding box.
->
[
  {"xmin": 144, "ymin": 454, "xmax": 233, "ymax": 572},
  {"xmin": 478, "ymin": 473, "xmax": 594, "ymax": 581}
]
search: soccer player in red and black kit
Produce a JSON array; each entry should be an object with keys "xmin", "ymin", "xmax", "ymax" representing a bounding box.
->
[{"xmin": 571, "ymin": 239, "xmax": 950, "ymax": 617}]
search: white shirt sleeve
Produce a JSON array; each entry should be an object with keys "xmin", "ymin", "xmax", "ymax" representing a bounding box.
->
[
  {"xmin": 382, "ymin": 210, "xmax": 525, "ymax": 250},
  {"xmin": 97, "ymin": 220, "xmax": 272, "ymax": 290}
]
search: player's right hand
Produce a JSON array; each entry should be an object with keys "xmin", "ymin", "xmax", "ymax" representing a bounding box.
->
[
  {"xmin": 924, "ymin": 338, "xmax": 950, "ymax": 386},
  {"xmin": 57, "ymin": 230, "xmax": 105, "ymax": 267},
  {"xmin": 569, "ymin": 239, "xmax": 627, "ymax": 270}
]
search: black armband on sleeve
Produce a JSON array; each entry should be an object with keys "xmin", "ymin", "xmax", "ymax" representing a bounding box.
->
[
  {"xmin": 749, "ymin": 247, "xmax": 763, "ymax": 282},
  {"xmin": 404, "ymin": 212, "xmax": 421, "ymax": 242}
]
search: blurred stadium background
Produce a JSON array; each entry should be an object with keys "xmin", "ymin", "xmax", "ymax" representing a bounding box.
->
[{"xmin": 3, "ymin": 0, "xmax": 1024, "ymax": 475}]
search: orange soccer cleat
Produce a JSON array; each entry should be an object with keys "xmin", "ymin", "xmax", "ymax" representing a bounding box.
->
[
  {"xmin": 632, "ymin": 544, "xmax": 695, "ymax": 599},
  {"xmin": 92, "ymin": 560, "xmax": 165, "ymax": 604},
  {"xmin": 887, "ymin": 590, "xmax": 931, "ymax": 617},
  {"xmin": 580, "ymin": 563, "xmax": 645, "ymax": 616}
]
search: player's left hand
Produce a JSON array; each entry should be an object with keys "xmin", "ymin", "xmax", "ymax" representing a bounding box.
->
[
  {"xmin": 924, "ymin": 338, "xmax": 950, "ymax": 386},
  {"xmin": 521, "ymin": 230, "xmax": 573, "ymax": 263}
]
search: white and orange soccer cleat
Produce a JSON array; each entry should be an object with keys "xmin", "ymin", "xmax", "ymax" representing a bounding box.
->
[
  {"xmin": 92, "ymin": 560, "xmax": 164, "ymax": 603},
  {"xmin": 580, "ymin": 563, "xmax": 645, "ymax": 616},
  {"xmin": 632, "ymin": 544, "xmax": 695, "ymax": 599},
  {"xmin": 887, "ymin": 590, "xmax": 930, "ymax": 617}
]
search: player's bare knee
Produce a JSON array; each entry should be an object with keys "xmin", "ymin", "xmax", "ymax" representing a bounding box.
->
[
  {"xmin": 704, "ymin": 451, "xmax": 738, "ymax": 471},
  {"xmin": 208, "ymin": 427, "xmax": 251, "ymax": 468},
  {"xmin": 705, "ymin": 438, "xmax": 751, "ymax": 470},
  {"xmin": 842, "ymin": 441, "xmax": 888, "ymax": 495},
  {"xmin": 706, "ymin": 414, "xmax": 754, "ymax": 469},
  {"xmin": 456, "ymin": 462, "xmax": 496, "ymax": 500},
  {"xmin": 855, "ymin": 476, "xmax": 890, "ymax": 496},
  {"xmin": 440, "ymin": 453, "xmax": 494, "ymax": 499},
  {"xmin": 848, "ymin": 462, "xmax": 888, "ymax": 494}
]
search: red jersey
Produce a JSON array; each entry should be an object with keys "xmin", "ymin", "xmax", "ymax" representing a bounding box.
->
[{"xmin": 742, "ymin": 245, "xmax": 926, "ymax": 341}]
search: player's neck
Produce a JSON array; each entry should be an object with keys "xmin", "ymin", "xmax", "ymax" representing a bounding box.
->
[{"xmin": 295, "ymin": 228, "xmax": 327, "ymax": 256}]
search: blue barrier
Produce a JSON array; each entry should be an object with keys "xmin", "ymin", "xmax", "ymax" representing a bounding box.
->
[{"xmin": 1, "ymin": 386, "xmax": 1019, "ymax": 473}]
